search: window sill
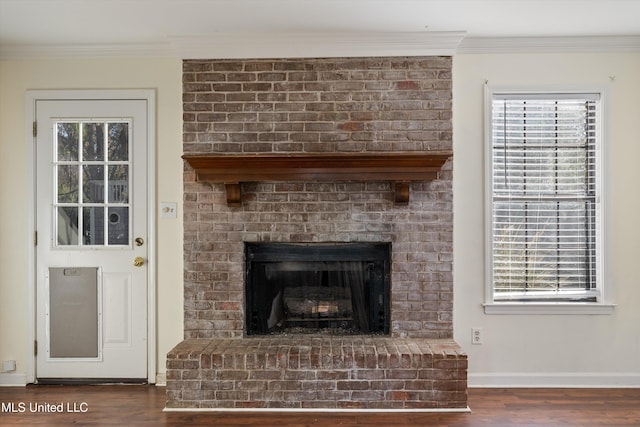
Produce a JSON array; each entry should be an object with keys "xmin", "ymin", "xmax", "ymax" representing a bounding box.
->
[{"xmin": 484, "ymin": 302, "xmax": 615, "ymax": 315}]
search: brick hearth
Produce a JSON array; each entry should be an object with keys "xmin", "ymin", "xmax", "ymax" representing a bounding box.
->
[
  {"xmin": 168, "ymin": 56, "xmax": 466, "ymax": 410},
  {"xmin": 167, "ymin": 337, "xmax": 466, "ymax": 409}
]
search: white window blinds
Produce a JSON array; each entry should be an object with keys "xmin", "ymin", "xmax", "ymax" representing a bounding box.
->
[{"xmin": 490, "ymin": 94, "xmax": 599, "ymax": 301}]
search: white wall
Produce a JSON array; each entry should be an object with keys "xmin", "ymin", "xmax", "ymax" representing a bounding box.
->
[
  {"xmin": 453, "ymin": 52, "xmax": 640, "ymax": 386},
  {"xmin": 2, "ymin": 51, "xmax": 639, "ymax": 387},
  {"xmin": 0, "ymin": 58, "xmax": 184, "ymax": 385}
]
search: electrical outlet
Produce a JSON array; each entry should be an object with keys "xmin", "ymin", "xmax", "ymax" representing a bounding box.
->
[{"xmin": 471, "ymin": 327, "xmax": 483, "ymax": 345}]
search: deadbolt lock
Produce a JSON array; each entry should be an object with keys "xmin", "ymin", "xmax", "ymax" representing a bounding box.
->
[
  {"xmin": 133, "ymin": 257, "xmax": 145, "ymax": 267},
  {"xmin": 135, "ymin": 237, "xmax": 144, "ymax": 246}
]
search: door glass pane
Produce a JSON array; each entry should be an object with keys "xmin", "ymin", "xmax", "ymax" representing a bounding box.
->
[
  {"xmin": 57, "ymin": 123, "xmax": 79, "ymax": 161},
  {"xmin": 83, "ymin": 165, "xmax": 104, "ymax": 203},
  {"xmin": 57, "ymin": 165, "xmax": 78, "ymax": 203},
  {"xmin": 54, "ymin": 119, "xmax": 132, "ymax": 247},
  {"xmin": 83, "ymin": 207, "xmax": 105, "ymax": 245},
  {"xmin": 57, "ymin": 207, "xmax": 78, "ymax": 245},
  {"xmin": 108, "ymin": 207, "xmax": 129, "ymax": 245},
  {"xmin": 82, "ymin": 123, "xmax": 104, "ymax": 161},
  {"xmin": 108, "ymin": 123, "xmax": 129, "ymax": 161},
  {"xmin": 108, "ymin": 165, "xmax": 129, "ymax": 203}
]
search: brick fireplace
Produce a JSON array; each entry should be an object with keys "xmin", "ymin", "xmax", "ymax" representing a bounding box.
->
[{"xmin": 166, "ymin": 56, "xmax": 467, "ymax": 410}]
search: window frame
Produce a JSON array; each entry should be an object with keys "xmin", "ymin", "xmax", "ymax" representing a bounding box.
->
[
  {"xmin": 483, "ymin": 85, "xmax": 614, "ymax": 315},
  {"xmin": 54, "ymin": 119, "xmax": 133, "ymax": 248}
]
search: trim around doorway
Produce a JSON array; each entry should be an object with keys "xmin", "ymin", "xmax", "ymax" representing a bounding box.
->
[{"xmin": 25, "ymin": 89, "xmax": 157, "ymax": 384}]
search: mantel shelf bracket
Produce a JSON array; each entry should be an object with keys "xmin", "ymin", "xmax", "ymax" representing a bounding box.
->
[{"xmin": 182, "ymin": 152, "xmax": 452, "ymax": 206}]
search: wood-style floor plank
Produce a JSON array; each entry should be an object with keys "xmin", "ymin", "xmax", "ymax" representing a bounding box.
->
[{"xmin": 0, "ymin": 385, "xmax": 639, "ymax": 426}]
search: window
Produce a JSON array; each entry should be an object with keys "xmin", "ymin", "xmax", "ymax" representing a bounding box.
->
[
  {"xmin": 486, "ymin": 88, "xmax": 609, "ymax": 312},
  {"xmin": 55, "ymin": 121, "xmax": 131, "ymax": 247}
]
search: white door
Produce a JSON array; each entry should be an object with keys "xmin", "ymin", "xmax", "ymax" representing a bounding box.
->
[{"xmin": 35, "ymin": 99, "xmax": 149, "ymax": 380}]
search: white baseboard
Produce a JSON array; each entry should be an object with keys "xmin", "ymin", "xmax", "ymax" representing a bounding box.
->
[
  {"xmin": 164, "ymin": 407, "xmax": 471, "ymax": 413},
  {"xmin": 468, "ymin": 372, "xmax": 640, "ymax": 388},
  {"xmin": 0, "ymin": 372, "xmax": 167, "ymax": 387},
  {"xmin": 6, "ymin": 370, "xmax": 639, "ymax": 388},
  {"xmin": 155, "ymin": 373, "xmax": 166, "ymax": 386},
  {"xmin": 0, "ymin": 372, "xmax": 27, "ymax": 387}
]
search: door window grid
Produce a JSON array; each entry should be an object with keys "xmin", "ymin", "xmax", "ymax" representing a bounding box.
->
[{"xmin": 54, "ymin": 121, "xmax": 131, "ymax": 247}]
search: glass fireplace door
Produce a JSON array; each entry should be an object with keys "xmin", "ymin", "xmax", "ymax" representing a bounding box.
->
[{"xmin": 245, "ymin": 243, "xmax": 390, "ymax": 335}]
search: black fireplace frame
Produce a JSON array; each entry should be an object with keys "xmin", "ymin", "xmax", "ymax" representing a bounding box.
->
[{"xmin": 245, "ymin": 242, "xmax": 391, "ymax": 335}]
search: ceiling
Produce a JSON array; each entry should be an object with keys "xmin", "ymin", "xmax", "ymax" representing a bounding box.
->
[{"xmin": 2, "ymin": 0, "xmax": 640, "ymax": 58}]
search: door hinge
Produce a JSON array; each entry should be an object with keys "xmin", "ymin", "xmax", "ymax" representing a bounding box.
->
[
  {"xmin": 34, "ymin": 340, "xmax": 38, "ymax": 356},
  {"xmin": 33, "ymin": 121, "xmax": 37, "ymax": 138},
  {"xmin": 34, "ymin": 231, "xmax": 38, "ymax": 246}
]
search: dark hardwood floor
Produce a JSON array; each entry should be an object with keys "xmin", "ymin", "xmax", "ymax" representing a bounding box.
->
[{"xmin": 0, "ymin": 385, "xmax": 639, "ymax": 426}]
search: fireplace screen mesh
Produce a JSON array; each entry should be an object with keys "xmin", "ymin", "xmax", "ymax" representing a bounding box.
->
[{"xmin": 245, "ymin": 243, "xmax": 390, "ymax": 335}]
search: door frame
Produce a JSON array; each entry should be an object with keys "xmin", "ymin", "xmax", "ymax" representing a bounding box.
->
[{"xmin": 25, "ymin": 89, "xmax": 157, "ymax": 384}]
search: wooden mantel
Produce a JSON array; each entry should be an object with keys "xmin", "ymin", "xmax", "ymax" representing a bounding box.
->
[{"xmin": 182, "ymin": 152, "xmax": 452, "ymax": 206}]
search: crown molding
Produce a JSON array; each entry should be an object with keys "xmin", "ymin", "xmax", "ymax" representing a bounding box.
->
[
  {"xmin": 0, "ymin": 32, "xmax": 466, "ymax": 60},
  {"xmin": 0, "ymin": 42, "xmax": 177, "ymax": 59},
  {"xmin": 168, "ymin": 31, "xmax": 467, "ymax": 59},
  {"xmin": 457, "ymin": 35, "xmax": 640, "ymax": 54},
  {"xmin": 2, "ymin": 33, "xmax": 639, "ymax": 59}
]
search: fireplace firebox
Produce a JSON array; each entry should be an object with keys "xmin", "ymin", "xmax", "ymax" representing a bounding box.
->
[{"xmin": 245, "ymin": 243, "xmax": 391, "ymax": 335}]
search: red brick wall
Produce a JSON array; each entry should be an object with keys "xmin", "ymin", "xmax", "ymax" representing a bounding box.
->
[{"xmin": 182, "ymin": 57, "xmax": 453, "ymax": 339}]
